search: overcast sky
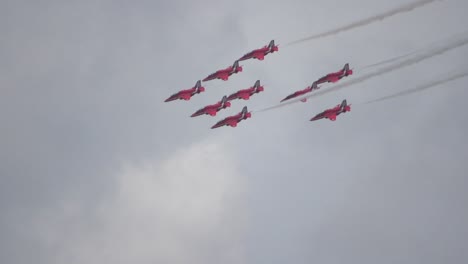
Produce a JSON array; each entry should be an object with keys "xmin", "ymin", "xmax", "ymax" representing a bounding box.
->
[{"xmin": 1, "ymin": 0, "xmax": 468, "ymax": 263}]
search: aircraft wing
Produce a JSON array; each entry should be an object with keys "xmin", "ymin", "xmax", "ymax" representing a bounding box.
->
[
  {"xmin": 205, "ymin": 108, "xmax": 218, "ymax": 116},
  {"xmin": 328, "ymin": 76, "xmax": 340, "ymax": 83},
  {"xmin": 226, "ymin": 120, "xmax": 238, "ymax": 127},
  {"xmin": 180, "ymin": 93, "xmax": 192, "ymax": 100},
  {"xmin": 327, "ymin": 113, "xmax": 337, "ymax": 121},
  {"xmin": 219, "ymin": 73, "xmax": 230, "ymax": 81},
  {"xmin": 254, "ymin": 52, "xmax": 265, "ymax": 60},
  {"xmin": 239, "ymin": 93, "xmax": 250, "ymax": 100}
]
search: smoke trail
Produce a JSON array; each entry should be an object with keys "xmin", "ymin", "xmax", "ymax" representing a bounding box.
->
[
  {"xmin": 256, "ymin": 34, "xmax": 468, "ymax": 112},
  {"xmin": 285, "ymin": 0, "xmax": 440, "ymax": 46},
  {"xmin": 360, "ymin": 50, "xmax": 420, "ymax": 70},
  {"xmin": 304, "ymin": 37, "xmax": 468, "ymax": 98},
  {"xmin": 359, "ymin": 34, "xmax": 454, "ymax": 70},
  {"xmin": 362, "ymin": 72, "xmax": 468, "ymax": 104}
]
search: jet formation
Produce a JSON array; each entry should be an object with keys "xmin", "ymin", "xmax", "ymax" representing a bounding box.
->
[{"xmin": 165, "ymin": 39, "xmax": 354, "ymax": 129}]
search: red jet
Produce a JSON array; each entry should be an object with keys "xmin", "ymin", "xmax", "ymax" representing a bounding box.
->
[
  {"xmin": 227, "ymin": 80, "xmax": 264, "ymax": 101},
  {"xmin": 164, "ymin": 80, "xmax": 205, "ymax": 102},
  {"xmin": 211, "ymin": 106, "xmax": 251, "ymax": 129},
  {"xmin": 202, "ymin": 60, "xmax": 243, "ymax": 82},
  {"xmin": 315, "ymin": 63, "xmax": 353, "ymax": 85},
  {"xmin": 280, "ymin": 82, "xmax": 318, "ymax": 103},
  {"xmin": 310, "ymin": 99, "xmax": 351, "ymax": 121},
  {"xmin": 190, "ymin": 96, "xmax": 231, "ymax": 117},
  {"xmin": 238, "ymin": 40, "xmax": 279, "ymax": 61}
]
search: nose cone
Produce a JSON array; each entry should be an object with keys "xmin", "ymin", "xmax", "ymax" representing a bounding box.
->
[
  {"xmin": 199, "ymin": 87, "xmax": 205, "ymax": 92},
  {"xmin": 348, "ymin": 69, "xmax": 353, "ymax": 75},
  {"xmin": 273, "ymin": 46, "xmax": 279, "ymax": 51},
  {"xmin": 225, "ymin": 101, "xmax": 231, "ymax": 107},
  {"xmin": 258, "ymin": 86, "xmax": 264, "ymax": 92},
  {"xmin": 246, "ymin": 112, "xmax": 252, "ymax": 118},
  {"xmin": 238, "ymin": 66, "xmax": 243, "ymax": 72},
  {"xmin": 164, "ymin": 95, "xmax": 174, "ymax": 102}
]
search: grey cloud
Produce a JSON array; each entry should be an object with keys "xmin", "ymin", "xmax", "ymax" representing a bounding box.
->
[{"xmin": 2, "ymin": 0, "xmax": 468, "ymax": 264}]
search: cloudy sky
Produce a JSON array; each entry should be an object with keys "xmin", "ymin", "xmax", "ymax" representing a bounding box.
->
[{"xmin": 1, "ymin": 0, "xmax": 468, "ymax": 263}]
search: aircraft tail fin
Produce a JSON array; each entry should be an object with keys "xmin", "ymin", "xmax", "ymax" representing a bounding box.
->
[
  {"xmin": 254, "ymin": 80, "xmax": 260, "ymax": 89},
  {"xmin": 195, "ymin": 80, "xmax": 205, "ymax": 92},
  {"xmin": 343, "ymin": 63, "xmax": 349, "ymax": 72},
  {"xmin": 311, "ymin": 82, "xmax": 318, "ymax": 90},
  {"xmin": 340, "ymin": 99, "xmax": 347, "ymax": 110},
  {"xmin": 238, "ymin": 106, "xmax": 248, "ymax": 119},
  {"xmin": 221, "ymin": 95, "xmax": 227, "ymax": 105},
  {"xmin": 233, "ymin": 60, "xmax": 239, "ymax": 69},
  {"xmin": 268, "ymin": 40, "xmax": 275, "ymax": 48}
]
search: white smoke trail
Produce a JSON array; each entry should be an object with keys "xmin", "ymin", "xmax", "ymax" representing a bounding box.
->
[
  {"xmin": 358, "ymin": 33, "xmax": 455, "ymax": 70},
  {"xmin": 360, "ymin": 50, "xmax": 420, "ymax": 70},
  {"xmin": 285, "ymin": 0, "xmax": 441, "ymax": 46},
  {"xmin": 255, "ymin": 34, "xmax": 468, "ymax": 112},
  {"xmin": 361, "ymin": 72, "xmax": 468, "ymax": 104}
]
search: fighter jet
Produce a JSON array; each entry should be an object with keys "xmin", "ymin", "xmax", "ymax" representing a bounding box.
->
[
  {"xmin": 202, "ymin": 61, "xmax": 243, "ymax": 82},
  {"xmin": 238, "ymin": 40, "xmax": 279, "ymax": 61},
  {"xmin": 190, "ymin": 96, "xmax": 231, "ymax": 117},
  {"xmin": 227, "ymin": 80, "xmax": 264, "ymax": 101},
  {"xmin": 164, "ymin": 80, "xmax": 205, "ymax": 102},
  {"xmin": 211, "ymin": 106, "xmax": 251, "ymax": 129},
  {"xmin": 310, "ymin": 99, "xmax": 351, "ymax": 121},
  {"xmin": 315, "ymin": 63, "xmax": 353, "ymax": 85}
]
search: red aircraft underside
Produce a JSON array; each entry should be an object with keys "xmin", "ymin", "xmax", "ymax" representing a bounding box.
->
[
  {"xmin": 310, "ymin": 100, "xmax": 351, "ymax": 121},
  {"xmin": 238, "ymin": 40, "xmax": 279, "ymax": 61},
  {"xmin": 202, "ymin": 62, "xmax": 243, "ymax": 82},
  {"xmin": 191, "ymin": 96, "xmax": 231, "ymax": 117},
  {"xmin": 164, "ymin": 81, "xmax": 205, "ymax": 102},
  {"xmin": 211, "ymin": 107, "xmax": 251, "ymax": 129},
  {"xmin": 315, "ymin": 63, "xmax": 353, "ymax": 85},
  {"xmin": 227, "ymin": 81, "xmax": 264, "ymax": 101}
]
